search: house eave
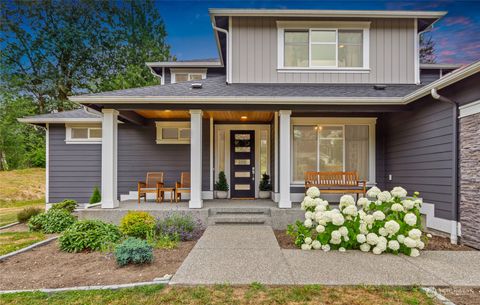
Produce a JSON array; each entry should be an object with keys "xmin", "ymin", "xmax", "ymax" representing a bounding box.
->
[
  {"xmin": 208, "ymin": 8, "xmax": 447, "ymax": 19},
  {"xmin": 17, "ymin": 118, "xmax": 103, "ymax": 124},
  {"xmin": 146, "ymin": 61, "xmax": 224, "ymax": 68}
]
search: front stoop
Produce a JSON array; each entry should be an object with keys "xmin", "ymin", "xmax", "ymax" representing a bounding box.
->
[{"xmin": 208, "ymin": 207, "xmax": 272, "ymax": 225}]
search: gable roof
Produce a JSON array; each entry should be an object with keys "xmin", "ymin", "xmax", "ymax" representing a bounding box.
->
[
  {"xmin": 18, "ymin": 109, "xmax": 102, "ymax": 124},
  {"xmin": 68, "ymin": 60, "xmax": 480, "ymax": 106}
]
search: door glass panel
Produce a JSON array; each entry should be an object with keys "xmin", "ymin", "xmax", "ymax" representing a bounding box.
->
[
  {"xmin": 235, "ymin": 146, "xmax": 250, "ymax": 152},
  {"xmin": 162, "ymin": 128, "xmax": 178, "ymax": 139},
  {"xmin": 235, "ymin": 184, "xmax": 251, "ymax": 190},
  {"xmin": 235, "ymin": 134, "xmax": 250, "ymax": 140},
  {"xmin": 235, "ymin": 171, "xmax": 250, "ymax": 178},
  {"xmin": 235, "ymin": 159, "xmax": 250, "ymax": 165}
]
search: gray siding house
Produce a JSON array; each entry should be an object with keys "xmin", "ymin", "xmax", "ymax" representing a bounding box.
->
[{"xmin": 20, "ymin": 9, "xmax": 480, "ymax": 248}]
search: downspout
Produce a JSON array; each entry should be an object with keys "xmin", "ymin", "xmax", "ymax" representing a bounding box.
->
[
  {"xmin": 431, "ymin": 88, "xmax": 459, "ymax": 244},
  {"xmin": 211, "ymin": 23, "xmax": 230, "ymax": 84}
]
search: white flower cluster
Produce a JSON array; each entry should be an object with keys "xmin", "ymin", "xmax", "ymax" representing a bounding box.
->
[{"xmin": 294, "ymin": 186, "xmax": 427, "ymax": 257}]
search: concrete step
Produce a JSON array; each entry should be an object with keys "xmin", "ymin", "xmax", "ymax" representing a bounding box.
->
[
  {"xmin": 209, "ymin": 207, "xmax": 271, "ymax": 216},
  {"xmin": 208, "ymin": 214, "xmax": 271, "ymax": 225}
]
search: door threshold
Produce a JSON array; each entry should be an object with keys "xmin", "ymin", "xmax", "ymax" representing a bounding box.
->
[{"xmin": 230, "ymin": 197, "xmax": 255, "ymax": 200}]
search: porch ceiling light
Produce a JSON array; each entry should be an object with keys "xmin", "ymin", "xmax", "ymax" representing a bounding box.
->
[{"xmin": 240, "ymin": 115, "xmax": 248, "ymax": 120}]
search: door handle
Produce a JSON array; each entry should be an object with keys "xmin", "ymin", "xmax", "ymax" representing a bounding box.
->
[{"xmin": 252, "ymin": 167, "xmax": 255, "ymax": 180}]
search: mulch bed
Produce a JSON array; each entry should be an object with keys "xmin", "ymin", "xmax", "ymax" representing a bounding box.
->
[
  {"xmin": 0, "ymin": 236, "xmax": 199, "ymax": 290},
  {"xmin": 274, "ymin": 230, "xmax": 476, "ymax": 251},
  {"xmin": 437, "ymin": 287, "xmax": 480, "ymax": 305}
]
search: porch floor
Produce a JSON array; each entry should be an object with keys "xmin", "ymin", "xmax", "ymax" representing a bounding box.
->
[{"xmin": 112, "ymin": 199, "xmax": 289, "ymax": 211}]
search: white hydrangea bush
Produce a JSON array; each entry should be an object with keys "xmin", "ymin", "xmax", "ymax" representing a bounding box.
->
[{"xmin": 286, "ymin": 186, "xmax": 427, "ymax": 256}]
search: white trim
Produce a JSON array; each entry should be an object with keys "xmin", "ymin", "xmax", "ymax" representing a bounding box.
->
[
  {"xmin": 161, "ymin": 67, "xmax": 165, "ymax": 85},
  {"xmin": 45, "ymin": 123, "xmax": 49, "ymax": 204},
  {"xmin": 274, "ymin": 112, "xmax": 279, "ymax": 193},
  {"xmin": 279, "ymin": 110, "xmax": 292, "ymax": 208},
  {"xmin": 209, "ymin": 117, "xmax": 214, "ymax": 192},
  {"xmin": 414, "ymin": 18, "xmax": 420, "ymax": 84},
  {"xmin": 189, "ymin": 110, "xmax": 203, "ymax": 208},
  {"xmin": 146, "ymin": 61, "xmax": 223, "ymax": 68},
  {"xmin": 420, "ymin": 201, "xmax": 460, "ymax": 238},
  {"xmin": 155, "ymin": 121, "xmax": 190, "ymax": 144},
  {"xmin": 214, "ymin": 124, "xmax": 271, "ymax": 199},
  {"xmin": 459, "ymin": 100, "xmax": 480, "ymax": 118},
  {"xmin": 277, "ymin": 21, "xmax": 370, "ymax": 71},
  {"xmin": 228, "ymin": 16, "xmax": 233, "ymax": 84},
  {"xmin": 101, "ymin": 109, "xmax": 119, "ymax": 209},
  {"xmin": 209, "ymin": 8, "xmax": 447, "ymax": 19},
  {"xmin": 65, "ymin": 124, "xmax": 102, "ymax": 144},
  {"xmin": 290, "ymin": 117, "xmax": 377, "ymax": 185},
  {"xmin": 18, "ymin": 118, "xmax": 101, "ymax": 124}
]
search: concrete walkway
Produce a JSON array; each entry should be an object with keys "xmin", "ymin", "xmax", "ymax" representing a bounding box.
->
[{"xmin": 170, "ymin": 225, "xmax": 480, "ymax": 286}]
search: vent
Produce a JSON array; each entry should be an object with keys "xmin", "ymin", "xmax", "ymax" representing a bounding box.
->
[
  {"xmin": 191, "ymin": 83, "xmax": 202, "ymax": 89},
  {"xmin": 374, "ymin": 84, "xmax": 387, "ymax": 90}
]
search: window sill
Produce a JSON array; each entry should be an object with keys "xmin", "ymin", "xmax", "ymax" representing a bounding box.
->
[
  {"xmin": 65, "ymin": 140, "xmax": 101, "ymax": 144},
  {"xmin": 277, "ymin": 68, "xmax": 371, "ymax": 74}
]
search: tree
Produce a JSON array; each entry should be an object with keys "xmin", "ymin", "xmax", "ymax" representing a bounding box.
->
[
  {"xmin": 420, "ymin": 34, "xmax": 436, "ymax": 64},
  {"xmin": 0, "ymin": 0, "xmax": 171, "ymax": 170}
]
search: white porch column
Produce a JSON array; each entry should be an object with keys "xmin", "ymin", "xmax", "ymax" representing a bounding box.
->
[
  {"xmin": 279, "ymin": 110, "xmax": 292, "ymax": 208},
  {"xmin": 189, "ymin": 110, "xmax": 203, "ymax": 208},
  {"xmin": 101, "ymin": 109, "xmax": 119, "ymax": 208}
]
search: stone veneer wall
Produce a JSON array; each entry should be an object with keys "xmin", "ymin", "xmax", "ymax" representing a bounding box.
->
[{"xmin": 459, "ymin": 112, "xmax": 480, "ymax": 249}]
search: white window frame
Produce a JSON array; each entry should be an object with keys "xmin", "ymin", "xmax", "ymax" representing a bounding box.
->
[
  {"xmin": 65, "ymin": 124, "xmax": 102, "ymax": 144},
  {"xmin": 277, "ymin": 21, "xmax": 370, "ymax": 72},
  {"xmin": 290, "ymin": 117, "xmax": 376, "ymax": 186},
  {"xmin": 170, "ymin": 68, "xmax": 207, "ymax": 83},
  {"xmin": 155, "ymin": 121, "xmax": 190, "ymax": 144}
]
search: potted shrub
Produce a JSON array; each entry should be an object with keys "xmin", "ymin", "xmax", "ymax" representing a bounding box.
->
[
  {"xmin": 258, "ymin": 173, "xmax": 272, "ymax": 199},
  {"xmin": 215, "ymin": 171, "xmax": 229, "ymax": 199}
]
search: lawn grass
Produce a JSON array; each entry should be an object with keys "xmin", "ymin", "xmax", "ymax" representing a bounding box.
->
[
  {"xmin": 0, "ymin": 199, "xmax": 45, "ymax": 227},
  {"xmin": 0, "ymin": 284, "xmax": 439, "ymax": 305},
  {"xmin": 0, "ymin": 168, "xmax": 45, "ymax": 226},
  {"xmin": 0, "ymin": 231, "xmax": 46, "ymax": 255}
]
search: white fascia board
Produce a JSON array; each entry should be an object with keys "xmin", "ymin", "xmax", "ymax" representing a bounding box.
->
[
  {"xmin": 18, "ymin": 118, "xmax": 102, "ymax": 124},
  {"xmin": 209, "ymin": 9, "xmax": 447, "ymax": 19},
  {"xmin": 146, "ymin": 62, "xmax": 223, "ymax": 68}
]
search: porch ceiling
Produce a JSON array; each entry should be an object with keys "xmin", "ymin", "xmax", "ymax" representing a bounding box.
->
[{"xmin": 134, "ymin": 110, "xmax": 274, "ymax": 122}]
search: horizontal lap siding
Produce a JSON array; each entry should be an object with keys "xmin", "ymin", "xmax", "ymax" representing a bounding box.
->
[
  {"xmin": 231, "ymin": 17, "xmax": 415, "ymax": 84},
  {"xmin": 49, "ymin": 124, "xmax": 101, "ymax": 203},
  {"xmin": 384, "ymin": 98, "xmax": 454, "ymax": 220},
  {"xmin": 118, "ymin": 119, "xmax": 210, "ymax": 197}
]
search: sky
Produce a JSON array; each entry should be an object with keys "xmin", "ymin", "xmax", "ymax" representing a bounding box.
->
[{"xmin": 156, "ymin": 0, "xmax": 480, "ymax": 64}]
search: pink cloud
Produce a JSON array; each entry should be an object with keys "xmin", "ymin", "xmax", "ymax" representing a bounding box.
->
[
  {"xmin": 440, "ymin": 50, "xmax": 456, "ymax": 56},
  {"xmin": 444, "ymin": 16, "xmax": 473, "ymax": 26}
]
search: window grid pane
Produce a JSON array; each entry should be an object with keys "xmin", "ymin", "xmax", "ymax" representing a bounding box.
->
[
  {"xmin": 345, "ymin": 125, "xmax": 369, "ymax": 181},
  {"xmin": 318, "ymin": 126, "xmax": 344, "ymax": 172},
  {"xmin": 284, "ymin": 31, "xmax": 309, "ymax": 67},
  {"xmin": 71, "ymin": 128, "xmax": 88, "ymax": 139},
  {"xmin": 293, "ymin": 125, "xmax": 318, "ymax": 181},
  {"xmin": 338, "ymin": 30, "xmax": 363, "ymax": 68}
]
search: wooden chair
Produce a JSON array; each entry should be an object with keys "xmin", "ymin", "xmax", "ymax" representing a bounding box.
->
[
  {"xmin": 138, "ymin": 172, "xmax": 164, "ymax": 203},
  {"xmin": 175, "ymin": 172, "xmax": 190, "ymax": 202},
  {"xmin": 304, "ymin": 171, "xmax": 366, "ymax": 200}
]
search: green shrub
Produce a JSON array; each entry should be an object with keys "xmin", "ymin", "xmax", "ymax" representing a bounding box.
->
[
  {"xmin": 89, "ymin": 186, "xmax": 101, "ymax": 204},
  {"xmin": 119, "ymin": 211, "xmax": 156, "ymax": 239},
  {"xmin": 214, "ymin": 171, "xmax": 229, "ymax": 191},
  {"xmin": 259, "ymin": 173, "xmax": 272, "ymax": 191},
  {"xmin": 50, "ymin": 199, "xmax": 77, "ymax": 213},
  {"xmin": 17, "ymin": 207, "xmax": 43, "ymax": 223},
  {"xmin": 59, "ymin": 220, "xmax": 122, "ymax": 252},
  {"xmin": 153, "ymin": 234, "xmax": 179, "ymax": 249},
  {"xmin": 156, "ymin": 213, "xmax": 201, "ymax": 241},
  {"xmin": 28, "ymin": 209, "xmax": 76, "ymax": 233},
  {"xmin": 115, "ymin": 237, "xmax": 154, "ymax": 267}
]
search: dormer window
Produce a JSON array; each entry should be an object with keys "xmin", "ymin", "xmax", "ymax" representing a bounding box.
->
[{"xmin": 278, "ymin": 21, "xmax": 370, "ymax": 71}]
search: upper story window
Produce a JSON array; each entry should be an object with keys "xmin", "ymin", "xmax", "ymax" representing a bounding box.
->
[
  {"xmin": 170, "ymin": 68, "xmax": 207, "ymax": 83},
  {"xmin": 278, "ymin": 21, "xmax": 370, "ymax": 71},
  {"xmin": 65, "ymin": 124, "xmax": 102, "ymax": 144}
]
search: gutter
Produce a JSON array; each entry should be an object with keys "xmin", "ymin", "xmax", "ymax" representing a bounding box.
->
[
  {"xmin": 431, "ymin": 88, "xmax": 459, "ymax": 244},
  {"xmin": 211, "ymin": 22, "xmax": 230, "ymax": 84}
]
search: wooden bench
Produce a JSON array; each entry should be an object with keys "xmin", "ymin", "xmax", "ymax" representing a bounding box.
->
[{"xmin": 304, "ymin": 171, "xmax": 366, "ymax": 199}]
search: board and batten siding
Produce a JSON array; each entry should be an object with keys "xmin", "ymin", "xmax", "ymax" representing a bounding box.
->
[
  {"xmin": 48, "ymin": 124, "xmax": 101, "ymax": 203},
  {"xmin": 384, "ymin": 98, "xmax": 454, "ymax": 220},
  {"xmin": 231, "ymin": 17, "xmax": 416, "ymax": 84},
  {"xmin": 117, "ymin": 119, "xmax": 211, "ymax": 197}
]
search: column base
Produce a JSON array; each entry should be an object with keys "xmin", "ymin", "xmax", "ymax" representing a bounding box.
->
[
  {"xmin": 278, "ymin": 199, "xmax": 292, "ymax": 209},
  {"xmin": 101, "ymin": 199, "xmax": 119, "ymax": 209},
  {"xmin": 189, "ymin": 199, "xmax": 203, "ymax": 209}
]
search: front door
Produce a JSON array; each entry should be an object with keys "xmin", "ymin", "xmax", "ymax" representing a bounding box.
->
[{"xmin": 230, "ymin": 130, "xmax": 255, "ymax": 198}]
